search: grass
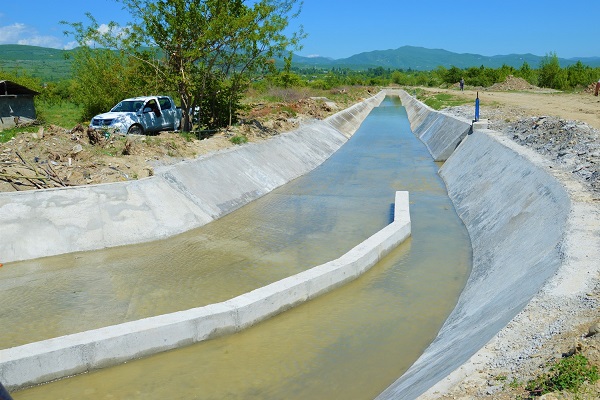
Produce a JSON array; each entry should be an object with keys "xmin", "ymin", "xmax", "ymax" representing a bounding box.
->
[
  {"xmin": 525, "ymin": 354, "xmax": 599, "ymax": 396},
  {"xmin": 417, "ymin": 92, "xmax": 472, "ymax": 110},
  {"xmin": 246, "ymin": 85, "xmax": 374, "ymax": 109},
  {"xmin": 0, "ymin": 125, "xmax": 37, "ymax": 143},
  {"xmin": 36, "ymin": 100, "xmax": 83, "ymax": 128},
  {"xmin": 230, "ymin": 134, "xmax": 248, "ymax": 145},
  {"xmin": 1, "ymin": 100, "xmax": 83, "ymax": 143}
]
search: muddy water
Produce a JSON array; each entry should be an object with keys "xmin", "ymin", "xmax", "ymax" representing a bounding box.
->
[{"xmin": 10, "ymin": 97, "xmax": 471, "ymax": 399}]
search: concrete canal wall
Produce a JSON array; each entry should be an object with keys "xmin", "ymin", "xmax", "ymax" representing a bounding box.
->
[
  {"xmin": 394, "ymin": 89, "xmax": 471, "ymax": 161},
  {"xmin": 0, "ymin": 92, "xmax": 384, "ymax": 264},
  {"xmin": 377, "ymin": 91, "xmax": 572, "ymax": 399}
]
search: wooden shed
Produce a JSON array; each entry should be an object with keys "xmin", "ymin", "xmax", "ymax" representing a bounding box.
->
[{"xmin": 0, "ymin": 80, "xmax": 40, "ymax": 129}]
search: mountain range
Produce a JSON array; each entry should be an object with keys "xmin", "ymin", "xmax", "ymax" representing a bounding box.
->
[
  {"xmin": 1, "ymin": 44, "xmax": 599, "ymax": 82},
  {"xmin": 290, "ymin": 45, "xmax": 600, "ymax": 70}
]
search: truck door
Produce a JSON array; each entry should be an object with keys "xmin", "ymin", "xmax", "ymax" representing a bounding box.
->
[
  {"xmin": 141, "ymin": 99, "xmax": 162, "ymax": 133},
  {"xmin": 158, "ymin": 97, "xmax": 175, "ymax": 130}
]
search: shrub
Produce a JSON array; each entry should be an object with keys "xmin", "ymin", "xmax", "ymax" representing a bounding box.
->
[{"xmin": 230, "ymin": 135, "xmax": 248, "ymax": 145}]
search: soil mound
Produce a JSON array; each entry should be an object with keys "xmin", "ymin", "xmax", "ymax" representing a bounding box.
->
[{"xmin": 489, "ymin": 75, "xmax": 539, "ymax": 91}]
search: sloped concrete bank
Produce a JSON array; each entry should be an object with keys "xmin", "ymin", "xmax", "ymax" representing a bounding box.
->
[
  {"xmin": 378, "ymin": 92, "xmax": 574, "ymax": 399},
  {"xmin": 393, "ymin": 89, "xmax": 471, "ymax": 161},
  {"xmin": 0, "ymin": 191, "xmax": 410, "ymax": 391},
  {"xmin": 0, "ymin": 92, "xmax": 384, "ymax": 264}
]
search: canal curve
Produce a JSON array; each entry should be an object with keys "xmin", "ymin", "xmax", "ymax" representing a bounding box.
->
[{"xmin": 5, "ymin": 96, "xmax": 472, "ymax": 399}]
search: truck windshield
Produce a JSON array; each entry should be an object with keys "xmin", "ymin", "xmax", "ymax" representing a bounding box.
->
[{"xmin": 111, "ymin": 101, "xmax": 143, "ymax": 113}]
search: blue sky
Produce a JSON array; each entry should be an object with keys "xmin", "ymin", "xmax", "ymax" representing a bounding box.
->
[{"xmin": 0, "ymin": 0, "xmax": 598, "ymax": 59}]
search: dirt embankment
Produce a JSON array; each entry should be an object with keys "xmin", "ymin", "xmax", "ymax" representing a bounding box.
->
[{"xmin": 0, "ymin": 90, "xmax": 369, "ymax": 192}]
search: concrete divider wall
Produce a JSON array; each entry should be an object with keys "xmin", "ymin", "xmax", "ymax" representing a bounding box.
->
[
  {"xmin": 0, "ymin": 191, "xmax": 411, "ymax": 391},
  {"xmin": 0, "ymin": 92, "xmax": 385, "ymax": 263},
  {"xmin": 377, "ymin": 94, "xmax": 570, "ymax": 399},
  {"xmin": 397, "ymin": 90, "xmax": 471, "ymax": 161}
]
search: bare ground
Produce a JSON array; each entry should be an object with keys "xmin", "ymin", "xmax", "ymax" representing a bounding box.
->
[{"xmin": 0, "ymin": 87, "xmax": 373, "ymax": 192}]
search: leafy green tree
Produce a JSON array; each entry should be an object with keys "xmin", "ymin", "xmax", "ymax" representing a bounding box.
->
[
  {"xmin": 516, "ymin": 61, "xmax": 536, "ymax": 85},
  {"xmin": 68, "ymin": 46, "xmax": 151, "ymax": 119},
  {"xmin": 391, "ymin": 70, "xmax": 406, "ymax": 85},
  {"xmin": 496, "ymin": 64, "xmax": 516, "ymax": 82},
  {"xmin": 64, "ymin": 0, "xmax": 304, "ymax": 131},
  {"xmin": 444, "ymin": 65, "xmax": 463, "ymax": 84},
  {"xmin": 538, "ymin": 52, "xmax": 568, "ymax": 89},
  {"xmin": 566, "ymin": 60, "xmax": 594, "ymax": 88},
  {"xmin": 270, "ymin": 54, "xmax": 303, "ymax": 88}
]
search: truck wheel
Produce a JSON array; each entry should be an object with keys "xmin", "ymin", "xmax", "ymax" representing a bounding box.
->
[{"xmin": 128, "ymin": 124, "xmax": 144, "ymax": 135}]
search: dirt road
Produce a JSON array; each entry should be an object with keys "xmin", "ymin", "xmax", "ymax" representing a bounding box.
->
[{"xmin": 421, "ymin": 86, "xmax": 600, "ymax": 130}]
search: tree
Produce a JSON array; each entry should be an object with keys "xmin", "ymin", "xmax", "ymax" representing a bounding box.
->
[
  {"xmin": 444, "ymin": 66, "xmax": 463, "ymax": 85},
  {"xmin": 64, "ymin": 0, "xmax": 304, "ymax": 131},
  {"xmin": 270, "ymin": 54, "xmax": 303, "ymax": 88},
  {"xmin": 538, "ymin": 52, "xmax": 567, "ymax": 90},
  {"xmin": 516, "ymin": 61, "xmax": 536, "ymax": 85},
  {"xmin": 566, "ymin": 60, "xmax": 594, "ymax": 88}
]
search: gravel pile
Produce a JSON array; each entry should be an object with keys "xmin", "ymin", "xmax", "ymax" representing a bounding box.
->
[
  {"xmin": 442, "ymin": 105, "xmax": 600, "ymax": 197},
  {"xmin": 508, "ymin": 116, "xmax": 600, "ymax": 194}
]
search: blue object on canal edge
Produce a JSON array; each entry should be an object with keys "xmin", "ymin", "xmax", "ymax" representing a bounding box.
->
[
  {"xmin": 475, "ymin": 91, "xmax": 480, "ymax": 122},
  {"xmin": 0, "ymin": 382, "xmax": 13, "ymax": 400}
]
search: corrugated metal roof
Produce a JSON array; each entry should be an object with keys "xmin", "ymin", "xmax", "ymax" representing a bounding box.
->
[{"xmin": 0, "ymin": 80, "xmax": 40, "ymax": 96}]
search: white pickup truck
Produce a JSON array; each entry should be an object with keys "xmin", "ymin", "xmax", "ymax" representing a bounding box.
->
[{"xmin": 89, "ymin": 96, "xmax": 182, "ymax": 135}]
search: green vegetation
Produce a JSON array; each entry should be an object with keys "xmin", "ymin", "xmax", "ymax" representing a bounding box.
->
[
  {"xmin": 35, "ymin": 101, "xmax": 82, "ymax": 127},
  {"xmin": 420, "ymin": 93, "xmax": 470, "ymax": 110},
  {"xmin": 526, "ymin": 354, "xmax": 599, "ymax": 396},
  {"xmin": 0, "ymin": 126, "xmax": 34, "ymax": 143},
  {"xmin": 230, "ymin": 134, "xmax": 248, "ymax": 145},
  {"xmin": 63, "ymin": 0, "xmax": 305, "ymax": 132},
  {"xmin": 0, "ymin": 45, "xmax": 72, "ymax": 82},
  {"xmin": 0, "ymin": 99, "xmax": 82, "ymax": 144}
]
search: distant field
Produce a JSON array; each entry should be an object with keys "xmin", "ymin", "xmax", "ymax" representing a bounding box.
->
[
  {"xmin": 0, "ymin": 44, "xmax": 73, "ymax": 82},
  {"xmin": 0, "ymin": 59, "xmax": 72, "ymax": 82}
]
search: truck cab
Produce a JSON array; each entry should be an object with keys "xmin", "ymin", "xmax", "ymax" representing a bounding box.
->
[{"xmin": 89, "ymin": 96, "xmax": 182, "ymax": 135}]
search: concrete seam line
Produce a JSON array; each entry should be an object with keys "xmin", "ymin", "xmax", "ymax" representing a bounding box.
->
[{"xmin": 0, "ymin": 191, "xmax": 411, "ymax": 391}]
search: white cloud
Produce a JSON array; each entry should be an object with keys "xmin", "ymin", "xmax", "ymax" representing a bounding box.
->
[
  {"xmin": 63, "ymin": 41, "xmax": 79, "ymax": 50},
  {"xmin": 97, "ymin": 23, "xmax": 129, "ymax": 40},
  {"xmin": 0, "ymin": 21, "xmax": 130, "ymax": 50},
  {"xmin": 18, "ymin": 36, "xmax": 63, "ymax": 48},
  {"xmin": 0, "ymin": 23, "xmax": 27, "ymax": 43},
  {"xmin": 0, "ymin": 22, "xmax": 64, "ymax": 48},
  {"xmin": 97, "ymin": 23, "xmax": 112, "ymax": 35}
]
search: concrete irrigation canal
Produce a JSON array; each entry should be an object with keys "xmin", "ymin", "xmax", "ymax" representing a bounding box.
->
[{"xmin": 0, "ymin": 90, "xmax": 583, "ymax": 399}]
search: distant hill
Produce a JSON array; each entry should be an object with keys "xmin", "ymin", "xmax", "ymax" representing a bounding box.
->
[
  {"xmin": 292, "ymin": 45, "xmax": 600, "ymax": 70},
  {"xmin": 2, "ymin": 44, "xmax": 599, "ymax": 82},
  {"xmin": 0, "ymin": 44, "xmax": 69, "ymax": 60},
  {"xmin": 0, "ymin": 44, "xmax": 72, "ymax": 81}
]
